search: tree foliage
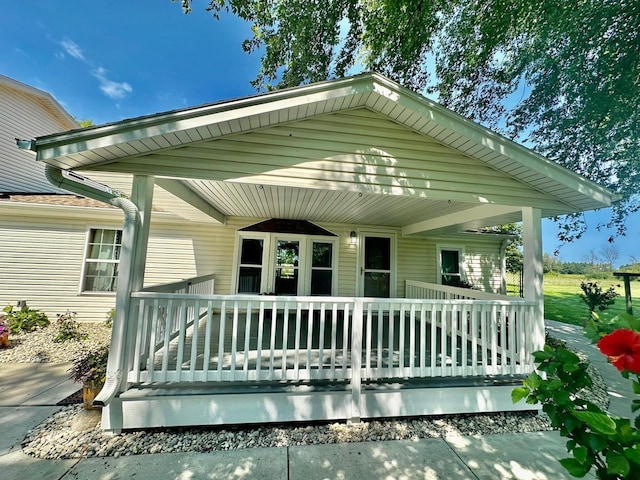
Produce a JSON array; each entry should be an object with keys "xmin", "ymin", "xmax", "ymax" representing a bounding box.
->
[{"xmin": 178, "ymin": 0, "xmax": 640, "ymax": 240}]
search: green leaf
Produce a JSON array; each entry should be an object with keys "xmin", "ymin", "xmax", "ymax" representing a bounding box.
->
[
  {"xmin": 624, "ymin": 447, "xmax": 640, "ymax": 465},
  {"xmin": 631, "ymin": 399, "xmax": 640, "ymax": 413},
  {"xmin": 533, "ymin": 349, "xmax": 553, "ymax": 362},
  {"xmin": 511, "ymin": 387, "xmax": 530, "ymax": 404},
  {"xmin": 573, "ymin": 446, "xmax": 588, "ymax": 464},
  {"xmin": 525, "ymin": 372, "xmax": 542, "ymax": 389},
  {"xmin": 606, "ymin": 451, "xmax": 630, "ymax": 477},
  {"xmin": 588, "ymin": 434, "xmax": 608, "ymax": 453},
  {"xmin": 571, "ymin": 411, "xmax": 617, "ymax": 435},
  {"xmin": 559, "ymin": 458, "xmax": 589, "ymax": 477},
  {"xmin": 633, "ymin": 380, "xmax": 640, "ymax": 395}
]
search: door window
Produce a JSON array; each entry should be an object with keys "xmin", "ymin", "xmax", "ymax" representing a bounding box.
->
[
  {"xmin": 310, "ymin": 242, "xmax": 333, "ymax": 295},
  {"xmin": 363, "ymin": 236, "xmax": 391, "ymax": 297},
  {"xmin": 237, "ymin": 238, "xmax": 264, "ymax": 293}
]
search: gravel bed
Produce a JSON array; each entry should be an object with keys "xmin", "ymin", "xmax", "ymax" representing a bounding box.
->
[
  {"xmin": 5, "ymin": 327, "xmax": 610, "ymax": 460},
  {"xmin": 0, "ymin": 323, "xmax": 111, "ymax": 363}
]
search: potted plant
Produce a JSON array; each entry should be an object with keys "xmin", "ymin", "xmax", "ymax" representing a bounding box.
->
[
  {"xmin": 68, "ymin": 345, "xmax": 109, "ymax": 409},
  {"xmin": 0, "ymin": 316, "xmax": 10, "ymax": 348}
]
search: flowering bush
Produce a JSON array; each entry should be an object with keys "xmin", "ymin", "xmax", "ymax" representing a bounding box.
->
[
  {"xmin": 68, "ymin": 345, "xmax": 109, "ymax": 387},
  {"xmin": 514, "ymin": 313, "xmax": 640, "ymax": 478},
  {"xmin": 0, "ymin": 319, "xmax": 10, "ymax": 335},
  {"xmin": 53, "ymin": 310, "xmax": 87, "ymax": 343}
]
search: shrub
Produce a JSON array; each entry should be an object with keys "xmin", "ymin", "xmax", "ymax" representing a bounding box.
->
[
  {"xmin": 2, "ymin": 304, "xmax": 49, "ymax": 333},
  {"xmin": 105, "ymin": 308, "xmax": 115, "ymax": 328},
  {"xmin": 68, "ymin": 345, "xmax": 109, "ymax": 387},
  {"xmin": 53, "ymin": 310, "xmax": 87, "ymax": 343},
  {"xmin": 579, "ymin": 281, "xmax": 619, "ymax": 313}
]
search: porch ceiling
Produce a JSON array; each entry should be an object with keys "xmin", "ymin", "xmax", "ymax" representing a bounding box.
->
[{"xmin": 32, "ymin": 73, "xmax": 618, "ymax": 234}]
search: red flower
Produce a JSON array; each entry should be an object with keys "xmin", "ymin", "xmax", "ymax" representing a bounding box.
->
[{"xmin": 597, "ymin": 329, "xmax": 640, "ymax": 374}]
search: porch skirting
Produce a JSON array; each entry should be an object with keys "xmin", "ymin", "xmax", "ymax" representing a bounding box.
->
[{"xmin": 101, "ymin": 377, "xmax": 537, "ymax": 431}]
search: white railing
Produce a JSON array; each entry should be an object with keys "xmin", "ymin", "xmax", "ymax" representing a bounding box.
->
[
  {"xmin": 126, "ymin": 293, "xmax": 537, "ymax": 388},
  {"xmin": 136, "ymin": 274, "xmax": 215, "ymax": 357},
  {"xmin": 406, "ymin": 280, "xmax": 519, "ymax": 301}
]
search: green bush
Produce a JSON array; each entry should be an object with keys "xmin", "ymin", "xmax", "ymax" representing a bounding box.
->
[
  {"xmin": 580, "ymin": 281, "xmax": 619, "ymax": 313},
  {"xmin": 53, "ymin": 310, "xmax": 87, "ymax": 343},
  {"xmin": 105, "ymin": 308, "xmax": 115, "ymax": 328},
  {"xmin": 2, "ymin": 304, "xmax": 49, "ymax": 333}
]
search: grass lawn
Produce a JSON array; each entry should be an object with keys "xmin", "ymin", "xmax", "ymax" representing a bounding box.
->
[{"xmin": 544, "ymin": 273, "xmax": 640, "ymax": 325}]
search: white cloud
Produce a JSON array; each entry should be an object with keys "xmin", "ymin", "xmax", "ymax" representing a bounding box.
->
[
  {"xmin": 92, "ymin": 67, "xmax": 133, "ymax": 100},
  {"xmin": 60, "ymin": 38, "xmax": 86, "ymax": 61}
]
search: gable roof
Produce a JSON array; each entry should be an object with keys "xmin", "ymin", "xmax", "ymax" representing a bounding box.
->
[{"xmin": 29, "ymin": 73, "xmax": 618, "ymax": 234}]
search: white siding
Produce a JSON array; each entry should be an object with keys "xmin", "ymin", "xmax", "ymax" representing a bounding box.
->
[{"xmin": 0, "ymin": 82, "xmax": 76, "ymax": 193}]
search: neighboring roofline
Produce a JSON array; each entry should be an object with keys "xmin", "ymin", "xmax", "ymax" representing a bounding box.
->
[
  {"xmin": 0, "ymin": 74, "xmax": 78, "ymax": 130},
  {"xmin": 31, "ymin": 72, "xmax": 619, "ymax": 207}
]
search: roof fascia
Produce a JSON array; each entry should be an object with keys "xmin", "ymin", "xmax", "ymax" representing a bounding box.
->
[
  {"xmin": 34, "ymin": 74, "xmax": 377, "ymax": 161},
  {"xmin": 369, "ymin": 75, "xmax": 617, "ymax": 206}
]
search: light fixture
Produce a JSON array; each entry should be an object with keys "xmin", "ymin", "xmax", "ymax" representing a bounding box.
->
[{"xmin": 349, "ymin": 231, "xmax": 357, "ymax": 245}]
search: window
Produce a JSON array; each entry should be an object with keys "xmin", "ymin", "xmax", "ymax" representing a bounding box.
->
[
  {"xmin": 310, "ymin": 242, "xmax": 333, "ymax": 295},
  {"xmin": 82, "ymin": 229, "xmax": 122, "ymax": 293},
  {"xmin": 438, "ymin": 247, "xmax": 465, "ymax": 287}
]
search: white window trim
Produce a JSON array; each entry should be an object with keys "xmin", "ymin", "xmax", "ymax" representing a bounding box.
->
[
  {"xmin": 79, "ymin": 227, "xmax": 122, "ymax": 296},
  {"xmin": 436, "ymin": 244, "xmax": 467, "ymax": 285},
  {"xmin": 231, "ymin": 232, "xmax": 339, "ymax": 296}
]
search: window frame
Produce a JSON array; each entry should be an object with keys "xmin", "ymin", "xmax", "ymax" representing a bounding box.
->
[
  {"xmin": 79, "ymin": 227, "xmax": 123, "ymax": 295},
  {"xmin": 436, "ymin": 244, "xmax": 466, "ymax": 286}
]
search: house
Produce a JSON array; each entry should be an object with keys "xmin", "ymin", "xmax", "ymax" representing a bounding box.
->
[
  {"xmin": 0, "ymin": 75, "xmax": 225, "ymax": 322},
  {"xmin": 23, "ymin": 73, "xmax": 617, "ymax": 432}
]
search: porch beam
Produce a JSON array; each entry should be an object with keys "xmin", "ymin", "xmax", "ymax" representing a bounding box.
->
[
  {"xmin": 402, "ymin": 205, "xmax": 521, "ymax": 236},
  {"xmin": 155, "ymin": 178, "xmax": 226, "ymax": 224},
  {"xmin": 522, "ymin": 207, "xmax": 545, "ymax": 352}
]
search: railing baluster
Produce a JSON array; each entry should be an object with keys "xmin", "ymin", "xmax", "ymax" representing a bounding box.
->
[
  {"xmin": 160, "ymin": 299, "xmax": 174, "ymax": 381},
  {"xmin": 318, "ymin": 303, "xmax": 326, "ymax": 375},
  {"xmin": 269, "ymin": 305, "xmax": 278, "ymax": 380},
  {"xmin": 188, "ymin": 299, "xmax": 201, "ymax": 381},
  {"xmin": 243, "ymin": 300, "xmax": 253, "ymax": 380},
  {"xmin": 281, "ymin": 302, "xmax": 290, "ymax": 378},
  {"xmin": 175, "ymin": 300, "xmax": 188, "ymax": 381},
  {"xmin": 306, "ymin": 302, "xmax": 314, "ymax": 374},
  {"xmin": 203, "ymin": 300, "xmax": 213, "ymax": 379},
  {"xmin": 231, "ymin": 301, "xmax": 240, "ymax": 380},
  {"xmin": 330, "ymin": 303, "xmax": 337, "ymax": 378},
  {"xmin": 256, "ymin": 302, "xmax": 265, "ymax": 380},
  {"xmin": 217, "ymin": 300, "xmax": 227, "ymax": 379}
]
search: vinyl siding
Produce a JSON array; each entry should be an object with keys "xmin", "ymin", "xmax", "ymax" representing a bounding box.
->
[
  {"xmin": 0, "ymin": 83, "xmax": 75, "ymax": 193},
  {"xmin": 0, "ymin": 205, "xmax": 506, "ymax": 321}
]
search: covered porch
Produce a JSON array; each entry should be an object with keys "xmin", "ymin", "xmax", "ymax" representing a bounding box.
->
[{"xmin": 28, "ymin": 73, "xmax": 617, "ymax": 431}]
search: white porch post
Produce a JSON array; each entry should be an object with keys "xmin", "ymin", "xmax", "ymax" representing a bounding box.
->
[
  {"xmin": 522, "ymin": 207, "xmax": 545, "ymax": 352},
  {"xmin": 99, "ymin": 175, "xmax": 154, "ymax": 431}
]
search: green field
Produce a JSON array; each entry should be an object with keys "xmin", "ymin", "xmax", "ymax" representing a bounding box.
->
[{"xmin": 543, "ymin": 273, "xmax": 640, "ymax": 325}]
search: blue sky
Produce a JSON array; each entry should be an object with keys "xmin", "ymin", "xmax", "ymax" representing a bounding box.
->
[{"xmin": 2, "ymin": 1, "xmax": 637, "ymax": 265}]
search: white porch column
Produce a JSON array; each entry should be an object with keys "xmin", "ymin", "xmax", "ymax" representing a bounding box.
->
[
  {"xmin": 522, "ymin": 207, "xmax": 545, "ymax": 352},
  {"xmin": 99, "ymin": 175, "xmax": 154, "ymax": 431}
]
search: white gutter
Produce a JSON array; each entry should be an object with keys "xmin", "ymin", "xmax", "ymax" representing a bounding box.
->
[{"xmin": 44, "ymin": 165, "xmax": 138, "ymax": 407}]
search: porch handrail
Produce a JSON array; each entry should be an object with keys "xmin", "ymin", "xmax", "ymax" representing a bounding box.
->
[
  {"xmin": 139, "ymin": 273, "xmax": 215, "ymax": 294},
  {"xmin": 406, "ymin": 280, "xmax": 523, "ymax": 301}
]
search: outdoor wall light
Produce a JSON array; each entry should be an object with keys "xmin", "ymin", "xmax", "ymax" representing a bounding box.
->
[{"xmin": 349, "ymin": 231, "xmax": 357, "ymax": 245}]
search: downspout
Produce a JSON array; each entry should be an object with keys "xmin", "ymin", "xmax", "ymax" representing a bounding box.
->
[{"xmin": 44, "ymin": 165, "xmax": 138, "ymax": 406}]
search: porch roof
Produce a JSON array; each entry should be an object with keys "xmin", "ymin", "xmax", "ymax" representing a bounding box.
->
[{"xmin": 30, "ymin": 73, "xmax": 618, "ymax": 235}]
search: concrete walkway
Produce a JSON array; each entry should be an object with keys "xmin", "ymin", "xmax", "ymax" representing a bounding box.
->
[{"xmin": 3, "ymin": 320, "xmax": 628, "ymax": 479}]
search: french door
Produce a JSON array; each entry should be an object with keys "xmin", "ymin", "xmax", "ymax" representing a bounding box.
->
[{"xmin": 236, "ymin": 234, "xmax": 336, "ymax": 295}]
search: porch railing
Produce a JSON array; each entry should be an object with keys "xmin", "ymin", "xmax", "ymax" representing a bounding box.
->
[
  {"xmin": 136, "ymin": 274, "xmax": 215, "ymax": 356},
  {"xmin": 126, "ymin": 292, "xmax": 537, "ymax": 388},
  {"xmin": 406, "ymin": 280, "xmax": 519, "ymax": 301}
]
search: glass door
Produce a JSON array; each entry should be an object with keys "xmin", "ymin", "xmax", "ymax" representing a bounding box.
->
[
  {"xmin": 273, "ymin": 239, "xmax": 300, "ymax": 295},
  {"xmin": 362, "ymin": 236, "xmax": 391, "ymax": 297}
]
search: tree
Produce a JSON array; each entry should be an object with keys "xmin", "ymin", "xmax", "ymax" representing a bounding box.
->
[
  {"xmin": 599, "ymin": 244, "xmax": 619, "ymax": 270},
  {"xmin": 542, "ymin": 253, "xmax": 561, "ymax": 274},
  {"xmin": 178, "ymin": 0, "xmax": 639, "ymax": 241}
]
